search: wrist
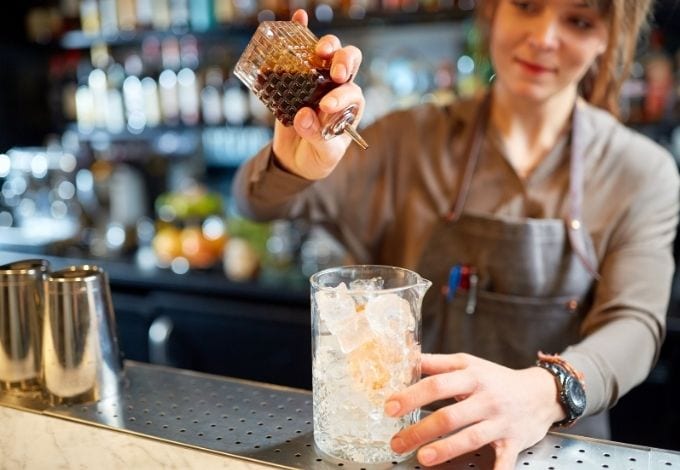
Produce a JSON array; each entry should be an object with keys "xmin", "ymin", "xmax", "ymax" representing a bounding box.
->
[
  {"xmin": 527, "ymin": 366, "xmax": 568, "ymax": 426},
  {"xmin": 535, "ymin": 353, "xmax": 587, "ymax": 428}
]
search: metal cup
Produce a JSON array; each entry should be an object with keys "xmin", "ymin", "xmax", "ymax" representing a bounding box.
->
[
  {"xmin": 0, "ymin": 259, "xmax": 49, "ymax": 391},
  {"xmin": 42, "ymin": 265, "xmax": 124, "ymax": 404}
]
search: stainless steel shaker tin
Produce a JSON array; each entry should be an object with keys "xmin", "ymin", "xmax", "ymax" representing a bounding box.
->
[
  {"xmin": 0, "ymin": 259, "xmax": 49, "ymax": 391},
  {"xmin": 42, "ymin": 265, "xmax": 124, "ymax": 404}
]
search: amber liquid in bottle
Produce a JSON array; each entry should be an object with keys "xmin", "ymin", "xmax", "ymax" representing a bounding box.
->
[{"xmin": 255, "ymin": 67, "xmax": 340, "ymax": 126}]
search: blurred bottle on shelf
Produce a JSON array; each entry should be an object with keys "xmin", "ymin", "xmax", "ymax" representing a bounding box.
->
[
  {"xmin": 80, "ymin": 0, "xmax": 101, "ymax": 36},
  {"xmin": 177, "ymin": 68, "xmax": 201, "ymax": 125},
  {"xmin": 136, "ymin": 0, "xmax": 154, "ymax": 29},
  {"xmin": 620, "ymin": 60, "xmax": 646, "ymax": 124},
  {"xmin": 223, "ymin": 78, "xmax": 251, "ymax": 126},
  {"xmin": 214, "ymin": 0, "xmax": 236, "ymax": 23},
  {"xmin": 170, "ymin": 0, "xmax": 191, "ymax": 31},
  {"xmin": 190, "ymin": 0, "xmax": 217, "ymax": 31},
  {"xmin": 201, "ymin": 67, "xmax": 225, "ymax": 125},
  {"xmin": 152, "ymin": 0, "xmax": 173, "ymax": 30},
  {"xmin": 99, "ymin": 0, "xmax": 119, "ymax": 36},
  {"xmin": 118, "ymin": 0, "xmax": 138, "ymax": 31},
  {"xmin": 643, "ymin": 29, "xmax": 674, "ymax": 123}
]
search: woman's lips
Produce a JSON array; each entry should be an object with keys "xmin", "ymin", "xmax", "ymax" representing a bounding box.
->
[{"xmin": 515, "ymin": 58, "xmax": 556, "ymax": 74}]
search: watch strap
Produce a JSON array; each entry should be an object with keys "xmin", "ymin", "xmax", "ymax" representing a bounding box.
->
[{"xmin": 536, "ymin": 352, "xmax": 586, "ymax": 428}]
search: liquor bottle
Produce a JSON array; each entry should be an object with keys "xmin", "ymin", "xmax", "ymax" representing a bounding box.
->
[
  {"xmin": 162, "ymin": 36, "xmax": 182, "ymax": 71},
  {"xmin": 99, "ymin": 0, "xmax": 120, "ymax": 36},
  {"xmin": 214, "ymin": 0, "xmax": 235, "ymax": 23},
  {"xmin": 88, "ymin": 68, "xmax": 109, "ymax": 129},
  {"xmin": 141, "ymin": 77, "xmax": 162, "ymax": 127},
  {"xmin": 123, "ymin": 75, "xmax": 147, "ymax": 133},
  {"xmin": 137, "ymin": 0, "xmax": 154, "ymax": 29},
  {"xmin": 201, "ymin": 67, "xmax": 225, "ymax": 125},
  {"xmin": 223, "ymin": 78, "xmax": 250, "ymax": 126},
  {"xmin": 60, "ymin": 0, "xmax": 81, "ymax": 32},
  {"xmin": 80, "ymin": 0, "xmax": 100, "ymax": 36},
  {"xmin": 117, "ymin": 0, "xmax": 138, "ymax": 31},
  {"xmin": 159, "ymin": 69, "xmax": 181, "ymax": 126},
  {"xmin": 178, "ymin": 68, "xmax": 200, "ymax": 125},
  {"xmin": 106, "ymin": 63, "xmax": 127, "ymax": 133},
  {"xmin": 152, "ymin": 0, "xmax": 172, "ymax": 30},
  {"xmin": 643, "ymin": 29, "xmax": 673, "ymax": 123},
  {"xmin": 169, "ymin": 0, "xmax": 191, "ymax": 31},
  {"xmin": 190, "ymin": 0, "xmax": 216, "ymax": 31}
]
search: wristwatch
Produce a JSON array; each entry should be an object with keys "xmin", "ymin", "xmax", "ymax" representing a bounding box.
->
[{"xmin": 536, "ymin": 358, "xmax": 587, "ymax": 427}]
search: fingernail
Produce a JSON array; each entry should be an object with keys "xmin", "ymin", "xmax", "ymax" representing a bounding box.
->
[
  {"xmin": 300, "ymin": 113, "xmax": 313, "ymax": 129},
  {"xmin": 321, "ymin": 96, "xmax": 338, "ymax": 110},
  {"xmin": 391, "ymin": 436, "xmax": 406, "ymax": 453},
  {"xmin": 384, "ymin": 400, "xmax": 400, "ymax": 416},
  {"xmin": 331, "ymin": 64, "xmax": 347, "ymax": 81},
  {"xmin": 320, "ymin": 43, "xmax": 333, "ymax": 55},
  {"xmin": 419, "ymin": 448, "xmax": 437, "ymax": 465}
]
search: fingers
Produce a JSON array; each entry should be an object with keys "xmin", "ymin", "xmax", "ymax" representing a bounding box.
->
[
  {"xmin": 291, "ymin": 9, "xmax": 308, "ymax": 25},
  {"xmin": 330, "ymin": 45, "xmax": 362, "ymax": 82},
  {"xmin": 385, "ymin": 369, "xmax": 477, "ymax": 418},
  {"xmin": 315, "ymin": 37, "xmax": 362, "ymax": 82},
  {"xmin": 292, "ymin": 107, "xmax": 323, "ymax": 143},
  {"xmin": 318, "ymin": 81, "xmax": 364, "ymax": 114},
  {"xmin": 391, "ymin": 397, "xmax": 488, "ymax": 455},
  {"xmin": 493, "ymin": 444, "xmax": 520, "ymax": 470},
  {"xmin": 416, "ymin": 420, "xmax": 502, "ymax": 467},
  {"xmin": 316, "ymin": 34, "xmax": 342, "ymax": 58},
  {"xmin": 421, "ymin": 353, "xmax": 473, "ymax": 376}
]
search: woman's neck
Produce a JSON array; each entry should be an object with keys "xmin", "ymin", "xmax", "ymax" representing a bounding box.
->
[{"xmin": 490, "ymin": 84, "xmax": 577, "ymax": 178}]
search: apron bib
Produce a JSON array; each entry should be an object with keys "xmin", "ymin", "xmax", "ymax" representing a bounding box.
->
[{"xmin": 416, "ymin": 94, "xmax": 609, "ymax": 438}]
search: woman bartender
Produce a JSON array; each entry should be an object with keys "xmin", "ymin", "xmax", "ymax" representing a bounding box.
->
[{"xmin": 233, "ymin": 1, "xmax": 679, "ymax": 468}]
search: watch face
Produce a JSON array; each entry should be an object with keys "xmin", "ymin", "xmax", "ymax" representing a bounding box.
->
[{"xmin": 565, "ymin": 376, "xmax": 587, "ymax": 416}]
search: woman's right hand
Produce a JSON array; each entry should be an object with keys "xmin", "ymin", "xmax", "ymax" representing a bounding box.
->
[{"xmin": 271, "ymin": 9, "xmax": 366, "ymax": 181}]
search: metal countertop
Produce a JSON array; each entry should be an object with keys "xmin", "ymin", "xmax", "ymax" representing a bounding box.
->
[{"xmin": 2, "ymin": 362, "xmax": 679, "ymax": 470}]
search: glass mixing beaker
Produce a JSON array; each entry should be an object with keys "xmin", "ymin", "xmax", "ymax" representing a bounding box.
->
[{"xmin": 310, "ymin": 265, "xmax": 431, "ymax": 464}]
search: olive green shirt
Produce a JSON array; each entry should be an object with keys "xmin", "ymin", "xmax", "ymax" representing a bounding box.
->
[{"xmin": 232, "ymin": 95, "xmax": 679, "ymax": 417}]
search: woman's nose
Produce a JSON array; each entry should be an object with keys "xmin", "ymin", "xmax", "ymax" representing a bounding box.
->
[{"xmin": 528, "ymin": 14, "xmax": 560, "ymax": 50}]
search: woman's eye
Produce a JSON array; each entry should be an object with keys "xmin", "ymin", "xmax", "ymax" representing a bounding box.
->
[
  {"xmin": 511, "ymin": 1, "xmax": 536, "ymax": 12},
  {"xmin": 568, "ymin": 16, "xmax": 593, "ymax": 29}
]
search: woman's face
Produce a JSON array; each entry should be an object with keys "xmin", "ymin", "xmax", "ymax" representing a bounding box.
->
[{"xmin": 489, "ymin": 0, "xmax": 609, "ymax": 103}]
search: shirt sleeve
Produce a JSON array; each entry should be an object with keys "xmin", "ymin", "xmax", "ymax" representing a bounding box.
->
[
  {"xmin": 562, "ymin": 138, "xmax": 680, "ymax": 417},
  {"xmin": 230, "ymin": 108, "xmax": 427, "ymax": 263}
]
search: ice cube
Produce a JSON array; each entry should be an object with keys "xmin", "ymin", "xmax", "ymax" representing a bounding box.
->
[
  {"xmin": 348, "ymin": 339, "xmax": 391, "ymax": 395},
  {"xmin": 365, "ymin": 293, "xmax": 414, "ymax": 340},
  {"xmin": 314, "ymin": 282, "xmax": 356, "ymax": 331},
  {"xmin": 332, "ymin": 314, "xmax": 373, "ymax": 353},
  {"xmin": 349, "ymin": 276, "xmax": 385, "ymax": 291},
  {"xmin": 349, "ymin": 276, "xmax": 385, "ymax": 306}
]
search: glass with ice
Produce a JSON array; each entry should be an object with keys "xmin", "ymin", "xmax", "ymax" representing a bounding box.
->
[{"xmin": 310, "ymin": 265, "xmax": 431, "ymax": 464}]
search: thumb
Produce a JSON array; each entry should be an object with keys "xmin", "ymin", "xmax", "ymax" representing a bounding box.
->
[{"xmin": 493, "ymin": 445, "xmax": 520, "ymax": 470}]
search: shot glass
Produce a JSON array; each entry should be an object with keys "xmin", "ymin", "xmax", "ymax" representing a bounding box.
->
[
  {"xmin": 310, "ymin": 265, "xmax": 431, "ymax": 464},
  {"xmin": 234, "ymin": 21, "xmax": 368, "ymax": 149}
]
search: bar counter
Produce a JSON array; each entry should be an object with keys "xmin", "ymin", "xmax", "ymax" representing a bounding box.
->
[{"xmin": 2, "ymin": 361, "xmax": 679, "ymax": 469}]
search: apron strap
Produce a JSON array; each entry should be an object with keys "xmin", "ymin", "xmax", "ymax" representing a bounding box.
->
[
  {"xmin": 445, "ymin": 93, "xmax": 600, "ymax": 279},
  {"xmin": 445, "ymin": 92, "xmax": 492, "ymax": 222}
]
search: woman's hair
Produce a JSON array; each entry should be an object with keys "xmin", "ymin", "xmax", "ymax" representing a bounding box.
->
[{"xmin": 476, "ymin": 0, "xmax": 655, "ymax": 117}]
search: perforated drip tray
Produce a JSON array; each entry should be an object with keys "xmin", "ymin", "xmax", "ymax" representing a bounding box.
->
[{"xmin": 5, "ymin": 362, "xmax": 680, "ymax": 469}]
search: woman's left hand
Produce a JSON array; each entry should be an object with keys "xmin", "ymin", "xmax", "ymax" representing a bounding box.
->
[{"xmin": 384, "ymin": 353, "xmax": 566, "ymax": 469}]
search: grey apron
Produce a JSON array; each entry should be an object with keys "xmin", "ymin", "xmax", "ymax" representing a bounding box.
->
[{"xmin": 416, "ymin": 94, "xmax": 609, "ymax": 438}]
